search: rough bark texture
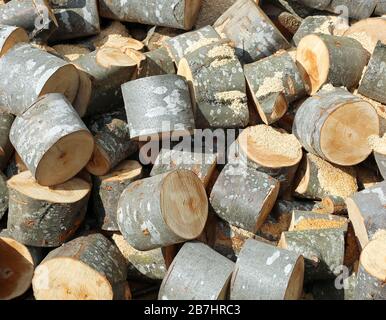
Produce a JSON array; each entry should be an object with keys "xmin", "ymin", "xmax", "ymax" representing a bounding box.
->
[
  {"xmin": 195, "ymin": 0, "xmax": 238, "ymax": 29},
  {"xmin": 214, "ymin": 0, "xmax": 290, "ymax": 63},
  {"xmin": 0, "ymin": 172, "xmax": 8, "ymax": 220},
  {"xmin": 230, "ymin": 239, "xmax": 304, "ymax": 300},
  {"xmin": 122, "ymin": 74, "xmax": 195, "ymax": 139},
  {"xmin": 136, "ymin": 47, "xmax": 176, "ymax": 79},
  {"xmin": 327, "ymin": 0, "xmax": 377, "ymax": 20},
  {"xmin": 354, "ymin": 264, "xmax": 386, "ymax": 300},
  {"xmin": 159, "ymin": 242, "xmax": 235, "ymax": 300},
  {"xmin": 0, "ymin": 111, "xmax": 14, "ymax": 170}
]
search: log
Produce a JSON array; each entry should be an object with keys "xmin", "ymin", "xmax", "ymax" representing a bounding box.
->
[
  {"xmin": 346, "ymin": 181, "xmax": 386, "ymax": 249},
  {"xmin": 279, "ymin": 229, "xmax": 345, "ymax": 281},
  {"xmin": 230, "ymin": 239, "xmax": 304, "ymax": 300},
  {"xmin": 319, "ymin": 195, "xmax": 347, "ymax": 215},
  {"xmin": 93, "ymin": 160, "xmax": 143, "ymax": 231},
  {"xmin": 244, "ymin": 51, "xmax": 306, "ymax": 124},
  {"xmin": 294, "ymin": 0, "xmax": 330, "ymax": 10},
  {"xmin": 117, "ymin": 170, "xmax": 208, "ymax": 251},
  {"xmin": 289, "ymin": 210, "xmax": 348, "ymax": 232},
  {"xmin": 32, "ymin": 233, "xmax": 129, "ymax": 300},
  {"xmin": 210, "ymin": 163, "xmax": 279, "ymax": 233},
  {"xmin": 0, "ymin": 25, "xmax": 28, "ymax": 57},
  {"xmin": 327, "ymin": 0, "xmax": 377, "ymax": 20},
  {"xmin": 0, "ymin": 111, "xmax": 14, "ymax": 170},
  {"xmin": 122, "ymin": 74, "xmax": 195, "ymax": 140},
  {"xmin": 178, "ymin": 42, "xmax": 249, "ymax": 129},
  {"xmin": 159, "ymin": 242, "xmax": 235, "ymax": 300},
  {"xmin": 294, "ymin": 153, "xmax": 358, "ymax": 201},
  {"xmin": 150, "ymin": 149, "xmax": 217, "ymax": 188},
  {"xmin": 214, "ymin": 0, "xmax": 290, "ymax": 64},
  {"xmin": 355, "ymin": 163, "xmax": 382, "ymax": 190},
  {"xmin": 354, "ymin": 236, "xmax": 386, "ymax": 300},
  {"xmin": 0, "ymin": 172, "xmax": 7, "ymax": 220},
  {"xmin": 368, "ymin": 134, "xmax": 386, "ymax": 180},
  {"xmin": 195, "ymin": 0, "xmax": 238, "ymax": 29},
  {"xmin": 374, "ymin": 2, "xmax": 386, "ymax": 15},
  {"xmin": 311, "ymin": 273, "xmax": 357, "ymax": 300},
  {"xmin": 49, "ymin": 0, "xmax": 100, "ymax": 41},
  {"xmin": 143, "ymin": 26, "xmax": 183, "ymax": 51},
  {"xmin": 293, "ymin": 87, "xmax": 379, "ymax": 166},
  {"xmin": 9, "ymin": 93, "xmax": 94, "ymax": 187},
  {"xmin": 136, "ymin": 47, "xmax": 176, "ymax": 79},
  {"xmin": 296, "ymin": 34, "xmax": 370, "ymax": 95},
  {"xmin": 98, "ymin": 0, "xmax": 202, "ymax": 31}
]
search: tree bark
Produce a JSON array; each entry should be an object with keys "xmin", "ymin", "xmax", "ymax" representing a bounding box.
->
[
  {"xmin": 294, "ymin": 0, "xmax": 331, "ymax": 10},
  {"xmin": 327, "ymin": 0, "xmax": 377, "ymax": 20},
  {"xmin": 0, "ymin": 111, "xmax": 14, "ymax": 170},
  {"xmin": 136, "ymin": 47, "xmax": 175, "ymax": 79},
  {"xmin": 374, "ymin": 2, "xmax": 386, "ymax": 15},
  {"xmin": 0, "ymin": 172, "xmax": 8, "ymax": 220},
  {"xmin": 0, "ymin": 25, "xmax": 28, "ymax": 57}
]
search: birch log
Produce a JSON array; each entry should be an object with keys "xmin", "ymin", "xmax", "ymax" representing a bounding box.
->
[
  {"xmin": 6, "ymin": 171, "xmax": 90, "ymax": 247},
  {"xmin": 93, "ymin": 160, "xmax": 143, "ymax": 231},
  {"xmin": 214, "ymin": 0, "xmax": 290, "ymax": 63},
  {"xmin": 296, "ymin": 34, "xmax": 370, "ymax": 95},
  {"xmin": 159, "ymin": 242, "xmax": 235, "ymax": 300},
  {"xmin": 289, "ymin": 210, "xmax": 348, "ymax": 232},
  {"xmin": 117, "ymin": 170, "xmax": 208, "ymax": 251},
  {"xmin": 0, "ymin": 43, "xmax": 80, "ymax": 115},
  {"xmin": 122, "ymin": 74, "xmax": 195, "ymax": 140},
  {"xmin": 210, "ymin": 163, "xmax": 279, "ymax": 233},
  {"xmin": 327, "ymin": 1, "xmax": 377, "ymax": 20},
  {"xmin": 0, "ymin": 25, "xmax": 28, "ymax": 57},
  {"xmin": 0, "ymin": 172, "xmax": 7, "ymax": 220},
  {"xmin": 32, "ymin": 233, "xmax": 130, "ymax": 300},
  {"xmin": 0, "ymin": 111, "xmax": 14, "ymax": 170},
  {"xmin": 98, "ymin": 0, "xmax": 202, "ymax": 31},
  {"xmin": 9, "ymin": 94, "xmax": 94, "ymax": 187},
  {"xmin": 244, "ymin": 51, "xmax": 306, "ymax": 124},
  {"xmin": 136, "ymin": 47, "xmax": 175, "ymax": 79},
  {"xmin": 346, "ymin": 181, "xmax": 386, "ymax": 249},
  {"xmin": 293, "ymin": 87, "xmax": 379, "ymax": 166},
  {"xmin": 230, "ymin": 239, "xmax": 304, "ymax": 300},
  {"xmin": 178, "ymin": 42, "xmax": 249, "ymax": 129}
]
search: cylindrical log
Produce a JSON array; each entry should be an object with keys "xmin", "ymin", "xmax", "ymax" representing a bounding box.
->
[
  {"xmin": 117, "ymin": 170, "xmax": 208, "ymax": 251},
  {"xmin": 289, "ymin": 210, "xmax": 348, "ymax": 232},
  {"xmin": 159, "ymin": 242, "xmax": 235, "ymax": 300},
  {"xmin": 327, "ymin": 0, "xmax": 377, "ymax": 20},
  {"xmin": 9, "ymin": 93, "xmax": 94, "ymax": 187},
  {"xmin": 319, "ymin": 195, "xmax": 347, "ymax": 215},
  {"xmin": 195, "ymin": 0, "xmax": 239, "ymax": 29},
  {"xmin": 230, "ymin": 239, "xmax": 304, "ymax": 300},
  {"xmin": 293, "ymin": 87, "xmax": 379, "ymax": 166},
  {"xmin": 32, "ymin": 233, "xmax": 129, "ymax": 300},
  {"xmin": 369, "ymin": 135, "xmax": 386, "ymax": 180},
  {"xmin": 98, "ymin": 0, "xmax": 202, "ymax": 31},
  {"xmin": 210, "ymin": 163, "xmax": 280, "ymax": 233},
  {"xmin": 374, "ymin": 2, "xmax": 386, "ymax": 15},
  {"xmin": 93, "ymin": 160, "xmax": 143, "ymax": 231},
  {"xmin": 0, "ymin": 25, "xmax": 28, "ymax": 57},
  {"xmin": 296, "ymin": 34, "xmax": 370, "ymax": 95},
  {"xmin": 49, "ymin": 0, "xmax": 100, "ymax": 41},
  {"xmin": 279, "ymin": 229, "xmax": 345, "ymax": 281},
  {"xmin": 214, "ymin": 0, "xmax": 290, "ymax": 63},
  {"xmin": 244, "ymin": 51, "xmax": 306, "ymax": 124},
  {"xmin": 122, "ymin": 74, "xmax": 195, "ymax": 140},
  {"xmin": 0, "ymin": 111, "xmax": 14, "ymax": 170},
  {"xmin": 136, "ymin": 47, "xmax": 176, "ymax": 79},
  {"xmin": 354, "ymin": 236, "xmax": 386, "ymax": 300},
  {"xmin": 0, "ymin": 172, "xmax": 8, "ymax": 220},
  {"xmin": 294, "ymin": 0, "xmax": 330, "ymax": 10},
  {"xmin": 346, "ymin": 181, "xmax": 386, "ymax": 250},
  {"xmin": 0, "ymin": 43, "xmax": 80, "ymax": 115},
  {"xmin": 178, "ymin": 42, "xmax": 249, "ymax": 129}
]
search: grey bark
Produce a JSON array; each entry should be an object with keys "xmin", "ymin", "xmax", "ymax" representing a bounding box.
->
[
  {"xmin": 0, "ymin": 172, "xmax": 7, "ymax": 220},
  {"xmin": 374, "ymin": 1, "xmax": 386, "ymax": 15},
  {"xmin": 0, "ymin": 25, "xmax": 27, "ymax": 56},
  {"xmin": 354, "ymin": 262, "xmax": 386, "ymax": 300},
  {"xmin": 0, "ymin": 111, "xmax": 14, "ymax": 170},
  {"xmin": 136, "ymin": 47, "xmax": 176, "ymax": 79},
  {"xmin": 327, "ymin": 0, "xmax": 377, "ymax": 20},
  {"xmin": 295, "ymin": 0, "xmax": 331, "ymax": 10},
  {"xmin": 293, "ymin": 15, "xmax": 336, "ymax": 46}
]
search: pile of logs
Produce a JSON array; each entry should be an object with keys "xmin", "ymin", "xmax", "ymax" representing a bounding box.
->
[{"xmin": 0, "ymin": 0, "xmax": 386, "ymax": 301}]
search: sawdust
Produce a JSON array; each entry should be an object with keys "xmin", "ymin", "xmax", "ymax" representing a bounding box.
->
[
  {"xmin": 368, "ymin": 134, "xmax": 386, "ymax": 154},
  {"xmin": 52, "ymin": 44, "xmax": 91, "ymax": 61},
  {"xmin": 208, "ymin": 44, "xmax": 234, "ymax": 59},
  {"xmin": 294, "ymin": 218, "xmax": 346, "ymax": 231},
  {"xmin": 185, "ymin": 38, "xmax": 221, "ymax": 55},
  {"xmin": 347, "ymin": 32, "xmax": 376, "ymax": 54},
  {"xmin": 255, "ymin": 72, "xmax": 285, "ymax": 97},
  {"xmin": 320, "ymin": 83, "xmax": 336, "ymax": 92},
  {"xmin": 214, "ymin": 91, "xmax": 247, "ymax": 116}
]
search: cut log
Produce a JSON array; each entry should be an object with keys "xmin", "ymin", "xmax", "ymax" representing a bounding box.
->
[
  {"xmin": 230, "ymin": 239, "xmax": 304, "ymax": 300},
  {"xmin": 210, "ymin": 163, "xmax": 279, "ymax": 233},
  {"xmin": 279, "ymin": 229, "xmax": 345, "ymax": 281},
  {"xmin": 244, "ymin": 51, "xmax": 306, "ymax": 124},
  {"xmin": 289, "ymin": 210, "xmax": 348, "ymax": 232},
  {"xmin": 355, "ymin": 163, "xmax": 382, "ymax": 190},
  {"xmin": 327, "ymin": 0, "xmax": 377, "ymax": 20},
  {"xmin": 150, "ymin": 149, "xmax": 217, "ymax": 188},
  {"xmin": 214, "ymin": 0, "xmax": 290, "ymax": 63},
  {"xmin": 0, "ymin": 111, "xmax": 14, "ymax": 170},
  {"xmin": 294, "ymin": 153, "xmax": 358, "ymax": 201},
  {"xmin": 346, "ymin": 181, "xmax": 386, "ymax": 249},
  {"xmin": 122, "ymin": 74, "xmax": 195, "ymax": 140},
  {"xmin": 277, "ymin": 12, "xmax": 302, "ymax": 36},
  {"xmin": 49, "ymin": 0, "xmax": 100, "ymax": 41},
  {"xmin": 117, "ymin": 170, "xmax": 208, "ymax": 251},
  {"xmin": 294, "ymin": 0, "xmax": 330, "ymax": 10},
  {"xmin": 93, "ymin": 160, "xmax": 143, "ymax": 231},
  {"xmin": 98, "ymin": 0, "xmax": 202, "ymax": 31},
  {"xmin": 296, "ymin": 34, "xmax": 370, "ymax": 95},
  {"xmin": 159, "ymin": 242, "xmax": 235, "ymax": 300},
  {"xmin": 0, "ymin": 172, "xmax": 7, "ymax": 220},
  {"xmin": 320, "ymin": 195, "xmax": 347, "ymax": 215},
  {"xmin": 195, "ymin": 0, "xmax": 239, "ymax": 29},
  {"xmin": 354, "ymin": 236, "xmax": 386, "ymax": 300},
  {"xmin": 52, "ymin": 43, "xmax": 91, "ymax": 61},
  {"xmin": 71, "ymin": 69, "xmax": 92, "ymax": 117},
  {"xmin": 0, "ymin": 25, "xmax": 28, "ymax": 57},
  {"xmin": 143, "ymin": 26, "xmax": 183, "ymax": 51},
  {"xmin": 293, "ymin": 87, "xmax": 379, "ymax": 166},
  {"xmin": 6, "ymin": 171, "xmax": 90, "ymax": 247},
  {"xmin": 231, "ymin": 125, "xmax": 303, "ymax": 196},
  {"xmin": 32, "ymin": 233, "xmax": 129, "ymax": 300},
  {"xmin": 374, "ymin": 2, "xmax": 386, "ymax": 15},
  {"xmin": 178, "ymin": 42, "xmax": 249, "ymax": 129},
  {"xmin": 9, "ymin": 93, "xmax": 94, "ymax": 187},
  {"xmin": 368, "ymin": 134, "xmax": 386, "ymax": 180},
  {"xmin": 136, "ymin": 47, "xmax": 176, "ymax": 79}
]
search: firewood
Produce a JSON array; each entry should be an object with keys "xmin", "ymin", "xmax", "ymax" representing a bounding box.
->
[
  {"xmin": 98, "ymin": 0, "xmax": 202, "ymax": 31},
  {"xmin": 294, "ymin": 0, "xmax": 331, "ymax": 10},
  {"xmin": 122, "ymin": 74, "xmax": 195, "ymax": 140},
  {"xmin": 9, "ymin": 93, "xmax": 94, "ymax": 187},
  {"xmin": 296, "ymin": 34, "xmax": 369, "ymax": 95},
  {"xmin": 244, "ymin": 51, "xmax": 306, "ymax": 124},
  {"xmin": 52, "ymin": 44, "xmax": 91, "ymax": 61},
  {"xmin": 293, "ymin": 87, "xmax": 379, "ymax": 166},
  {"xmin": 230, "ymin": 239, "xmax": 304, "ymax": 300},
  {"xmin": 159, "ymin": 242, "xmax": 235, "ymax": 300},
  {"xmin": 195, "ymin": 0, "xmax": 239, "ymax": 29},
  {"xmin": 0, "ymin": 43, "xmax": 80, "ymax": 115},
  {"xmin": 346, "ymin": 181, "xmax": 386, "ymax": 249},
  {"xmin": 210, "ymin": 163, "xmax": 279, "ymax": 233},
  {"xmin": 93, "ymin": 160, "xmax": 143, "ymax": 231},
  {"xmin": 368, "ymin": 135, "xmax": 386, "ymax": 180},
  {"xmin": 71, "ymin": 69, "xmax": 92, "ymax": 117},
  {"xmin": 143, "ymin": 26, "xmax": 183, "ymax": 51},
  {"xmin": 117, "ymin": 170, "xmax": 208, "ymax": 250},
  {"xmin": 374, "ymin": 2, "xmax": 386, "ymax": 15},
  {"xmin": 6, "ymin": 171, "xmax": 90, "ymax": 247},
  {"xmin": 32, "ymin": 233, "xmax": 129, "ymax": 300},
  {"xmin": 214, "ymin": 0, "xmax": 290, "ymax": 63},
  {"xmin": 327, "ymin": 1, "xmax": 377, "ymax": 20},
  {"xmin": 355, "ymin": 163, "xmax": 382, "ymax": 190},
  {"xmin": 178, "ymin": 42, "xmax": 249, "ymax": 129},
  {"xmin": 319, "ymin": 195, "xmax": 347, "ymax": 215},
  {"xmin": 0, "ymin": 25, "xmax": 28, "ymax": 57},
  {"xmin": 311, "ymin": 274, "xmax": 357, "ymax": 300},
  {"xmin": 0, "ymin": 172, "xmax": 7, "ymax": 220},
  {"xmin": 0, "ymin": 111, "xmax": 14, "ymax": 170},
  {"xmin": 289, "ymin": 210, "xmax": 348, "ymax": 232},
  {"xmin": 136, "ymin": 47, "xmax": 175, "ymax": 79}
]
